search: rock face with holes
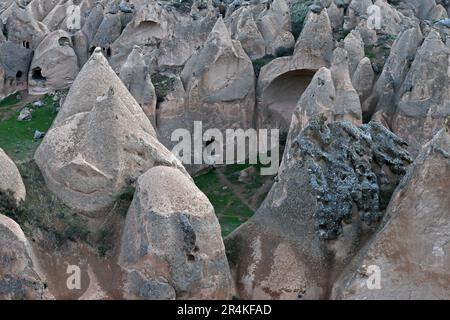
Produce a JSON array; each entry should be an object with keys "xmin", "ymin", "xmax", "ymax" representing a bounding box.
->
[
  {"xmin": 333, "ymin": 121, "xmax": 450, "ymax": 300},
  {"xmin": 180, "ymin": 17, "xmax": 255, "ymax": 134},
  {"xmin": 119, "ymin": 166, "xmax": 232, "ymax": 300},
  {"xmin": 256, "ymin": 7, "xmax": 335, "ymax": 134},
  {"xmin": 0, "ymin": 148, "xmax": 26, "ymax": 205},
  {"xmin": 34, "ymin": 48, "xmax": 185, "ymax": 215},
  {"xmin": 0, "ymin": 214, "xmax": 51, "ymax": 300},
  {"xmin": 119, "ymin": 46, "xmax": 157, "ymax": 126},
  {"xmin": 28, "ymin": 30, "xmax": 79, "ymax": 95},
  {"xmin": 0, "ymin": 41, "xmax": 32, "ymax": 99},
  {"xmin": 226, "ymin": 115, "xmax": 412, "ymax": 299}
]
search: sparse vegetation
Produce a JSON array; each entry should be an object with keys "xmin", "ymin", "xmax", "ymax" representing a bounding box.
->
[
  {"xmin": 151, "ymin": 73, "xmax": 177, "ymax": 103},
  {"xmin": 252, "ymin": 55, "xmax": 275, "ymax": 77},
  {"xmin": 0, "ymin": 94, "xmax": 56, "ymax": 162},
  {"xmin": 291, "ymin": 0, "xmax": 313, "ymax": 39}
]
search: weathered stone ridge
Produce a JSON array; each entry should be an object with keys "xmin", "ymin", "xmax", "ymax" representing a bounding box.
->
[{"xmin": 291, "ymin": 115, "xmax": 413, "ymax": 239}]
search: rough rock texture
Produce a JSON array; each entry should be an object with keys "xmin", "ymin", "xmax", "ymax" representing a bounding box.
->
[
  {"xmin": 119, "ymin": 166, "xmax": 232, "ymax": 300},
  {"xmin": 365, "ymin": 25, "xmax": 423, "ymax": 117},
  {"xmin": 256, "ymin": 7, "xmax": 334, "ymax": 133},
  {"xmin": 28, "ymin": 30, "xmax": 79, "ymax": 95},
  {"xmin": 227, "ymin": 7, "xmax": 266, "ymax": 60},
  {"xmin": 256, "ymin": 0, "xmax": 295, "ymax": 56},
  {"xmin": 0, "ymin": 214, "xmax": 50, "ymax": 300},
  {"xmin": 291, "ymin": 9, "xmax": 334, "ymax": 70},
  {"xmin": 119, "ymin": 46, "xmax": 157, "ymax": 126},
  {"xmin": 0, "ymin": 148, "xmax": 26, "ymax": 204},
  {"xmin": 333, "ymin": 121, "xmax": 450, "ymax": 300},
  {"xmin": 352, "ymin": 57, "xmax": 374, "ymax": 104},
  {"xmin": 34, "ymin": 48, "xmax": 185, "ymax": 215},
  {"xmin": 0, "ymin": 41, "xmax": 32, "ymax": 99},
  {"xmin": 391, "ymin": 30, "xmax": 450, "ymax": 156},
  {"xmin": 158, "ymin": 17, "xmax": 255, "ymax": 162},
  {"xmin": 285, "ymin": 47, "xmax": 363, "ymax": 148},
  {"xmin": 226, "ymin": 115, "xmax": 412, "ymax": 299}
]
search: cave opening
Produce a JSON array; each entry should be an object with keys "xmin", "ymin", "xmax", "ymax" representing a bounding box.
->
[{"xmin": 31, "ymin": 67, "xmax": 46, "ymax": 82}]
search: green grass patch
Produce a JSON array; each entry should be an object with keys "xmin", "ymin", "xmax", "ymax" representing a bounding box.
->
[
  {"xmin": 0, "ymin": 92, "xmax": 21, "ymax": 108},
  {"xmin": 194, "ymin": 170, "xmax": 254, "ymax": 237},
  {"xmin": 0, "ymin": 94, "xmax": 55, "ymax": 162}
]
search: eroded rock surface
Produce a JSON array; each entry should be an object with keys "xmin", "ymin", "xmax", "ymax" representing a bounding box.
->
[
  {"xmin": 35, "ymin": 48, "xmax": 184, "ymax": 215},
  {"xmin": 333, "ymin": 120, "xmax": 450, "ymax": 300},
  {"xmin": 0, "ymin": 214, "xmax": 50, "ymax": 300},
  {"xmin": 227, "ymin": 115, "xmax": 412, "ymax": 299},
  {"xmin": 119, "ymin": 166, "xmax": 232, "ymax": 300}
]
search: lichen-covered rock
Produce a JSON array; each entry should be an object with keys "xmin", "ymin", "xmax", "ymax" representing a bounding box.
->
[
  {"xmin": 28, "ymin": 30, "xmax": 79, "ymax": 95},
  {"xmin": 333, "ymin": 121, "xmax": 450, "ymax": 300},
  {"xmin": 34, "ymin": 48, "xmax": 185, "ymax": 215},
  {"xmin": 226, "ymin": 115, "xmax": 412, "ymax": 299},
  {"xmin": 0, "ymin": 214, "xmax": 50, "ymax": 300},
  {"xmin": 119, "ymin": 166, "xmax": 232, "ymax": 300},
  {"xmin": 0, "ymin": 148, "xmax": 26, "ymax": 205}
]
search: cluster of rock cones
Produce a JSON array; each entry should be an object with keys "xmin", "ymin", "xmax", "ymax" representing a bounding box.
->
[{"xmin": 0, "ymin": 0, "xmax": 449, "ymax": 300}]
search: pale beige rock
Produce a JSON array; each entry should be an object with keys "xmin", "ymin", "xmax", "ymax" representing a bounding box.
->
[
  {"xmin": 5, "ymin": 4, "xmax": 49, "ymax": 49},
  {"xmin": 333, "ymin": 124, "xmax": 450, "ymax": 300},
  {"xmin": 0, "ymin": 214, "xmax": 51, "ymax": 300},
  {"xmin": 352, "ymin": 57, "xmax": 374, "ymax": 103},
  {"xmin": 180, "ymin": 17, "xmax": 255, "ymax": 148},
  {"xmin": 257, "ymin": 0, "xmax": 295, "ymax": 56},
  {"xmin": 0, "ymin": 148, "xmax": 26, "ymax": 204},
  {"xmin": 0, "ymin": 41, "xmax": 32, "ymax": 99},
  {"xmin": 344, "ymin": 30, "xmax": 364, "ymax": 77},
  {"xmin": 119, "ymin": 46, "xmax": 157, "ymax": 126},
  {"xmin": 119, "ymin": 166, "xmax": 232, "ymax": 300},
  {"xmin": 35, "ymin": 48, "xmax": 185, "ymax": 215},
  {"xmin": 427, "ymin": 4, "xmax": 448, "ymax": 20},
  {"xmin": 365, "ymin": 25, "xmax": 423, "ymax": 117},
  {"xmin": 329, "ymin": 47, "xmax": 362, "ymax": 124},
  {"xmin": 228, "ymin": 7, "xmax": 265, "ymax": 60},
  {"xmin": 28, "ymin": 30, "xmax": 79, "ymax": 95},
  {"xmin": 291, "ymin": 9, "xmax": 334, "ymax": 70},
  {"xmin": 392, "ymin": 30, "xmax": 450, "ymax": 156}
]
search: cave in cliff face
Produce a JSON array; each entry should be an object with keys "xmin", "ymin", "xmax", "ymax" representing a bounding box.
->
[{"xmin": 260, "ymin": 69, "xmax": 316, "ymax": 134}]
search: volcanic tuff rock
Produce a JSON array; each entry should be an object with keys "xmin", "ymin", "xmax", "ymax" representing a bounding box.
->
[
  {"xmin": 226, "ymin": 115, "xmax": 412, "ymax": 299},
  {"xmin": 333, "ymin": 120, "xmax": 450, "ymax": 299},
  {"xmin": 0, "ymin": 214, "xmax": 51, "ymax": 300},
  {"xmin": 392, "ymin": 30, "xmax": 450, "ymax": 156},
  {"xmin": 0, "ymin": 148, "xmax": 26, "ymax": 205},
  {"xmin": 285, "ymin": 47, "xmax": 363, "ymax": 148},
  {"xmin": 119, "ymin": 46, "xmax": 157, "ymax": 126},
  {"xmin": 157, "ymin": 17, "xmax": 255, "ymax": 163},
  {"xmin": 34, "ymin": 48, "xmax": 185, "ymax": 215},
  {"xmin": 28, "ymin": 29, "xmax": 79, "ymax": 95},
  {"xmin": 119, "ymin": 166, "xmax": 232, "ymax": 300},
  {"xmin": 256, "ymin": 7, "xmax": 335, "ymax": 133}
]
